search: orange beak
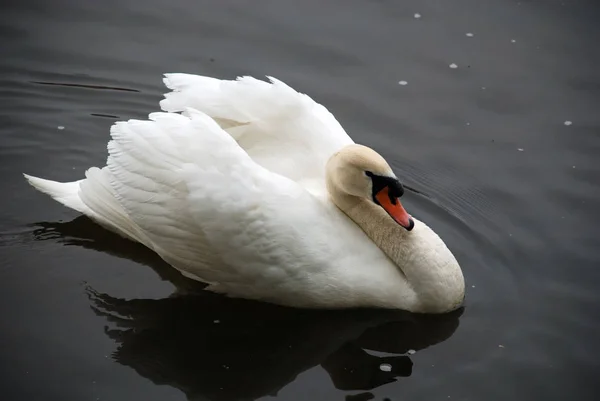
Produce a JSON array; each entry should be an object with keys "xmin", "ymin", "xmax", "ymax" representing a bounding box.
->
[{"xmin": 375, "ymin": 186, "xmax": 415, "ymax": 231}]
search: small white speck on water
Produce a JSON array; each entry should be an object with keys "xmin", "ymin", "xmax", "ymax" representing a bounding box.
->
[
  {"xmin": 379, "ymin": 363, "xmax": 392, "ymax": 372},
  {"xmin": 499, "ymin": 344, "xmax": 505, "ymax": 348},
  {"xmin": 517, "ymin": 148, "xmax": 524, "ymax": 151},
  {"xmin": 398, "ymin": 80, "xmax": 408, "ymax": 86},
  {"xmin": 511, "ymin": 39, "xmax": 516, "ymax": 43},
  {"xmin": 213, "ymin": 320, "xmax": 220, "ymax": 323},
  {"xmin": 481, "ymin": 86, "xmax": 486, "ymax": 90},
  {"xmin": 466, "ymin": 122, "xmax": 471, "ymax": 126},
  {"xmin": 572, "ymin": 165, "xmax": 576, "ymax": 168},
  {"xmin": 564, "ymin": 120, "xmax": 573, "ymax": 126},
  {"xmin": 472, "ymin": 285, "xmax": 476, "ymax": 288},
  {"xmin": 407, "ymin": 349, "xmax": 416, "ymax": 355},
  {"xmin": 57, "ymin": 126, "xmax": 65, "ymax": 130},
  {"xmin": 414, "ymin": 13, "xmax": 421, "ymax": 19},
  {"xmin": 449, "ymin": 63, "xmax": 458, "ymax": 69},
  {"xmin": 223, "ymin": 365, "xmax": 229, "ymax": 370},
  {"xmin": 466, "ymin": 32, "xmax": 474, "ymax": 37},
  {"xmin": 509, "ymin": 233, "xmax": 513, "ymax": 237}
]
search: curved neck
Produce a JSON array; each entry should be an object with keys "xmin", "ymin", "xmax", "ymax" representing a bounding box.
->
[
  {"xmin": 327, "ymin": 189, "xmax": 465, "ymax": 312},
  {"xmin": 323, "ymin": 147, "xmax": 465, "ymax": 312},
  {"xmin": 329, "ymin": 192, "xmax": 412, "ymax": 269}
]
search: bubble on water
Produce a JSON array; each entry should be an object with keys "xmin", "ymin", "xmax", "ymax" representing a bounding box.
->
[
  {"xmin": 407, "ymin": 349, "xmax": 416, "ymax": 355},
  {"xmin": 414, "ymin": 13, "xmax": 421, "ymax": 19},
  {"xmin": 466, "ymin": 32, "xmax": 474, "ymax": 37},
  {"xmin": 449, "ymin": 63, "xmax": 458, "ymax": 69},
  {"xmin": 466, "ymin": 122, "xmax": 471, "ymax": 126},
  {"xmin": 398, "ymin": 80, "xmax": 408, "ymax": 85},
  {"xmin": 57, "ymin": 126, "xmax": 65, "ymax": 130},
  {"xmin": 517, "ymin": 148, "xmax": 524, "ymax": 151},
  {"xmin": 511, "ymin": 39, "xmax": 517, "ymax": 43},
  {"xmin": 564, "ymin": 120, "xmax": 573, "ymax": 126},
  {"xmin": 379, "ymin": 363, "xmax": 392, "ymax": 372}
]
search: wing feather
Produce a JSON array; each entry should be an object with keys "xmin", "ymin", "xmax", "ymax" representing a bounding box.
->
[
  {"xmin": 160, "ymin": 74, "xmax": 354, "ymax": 192},
  {"xmin": 105, "ymin": 108, "xmax": 336, "ymax": 293}
]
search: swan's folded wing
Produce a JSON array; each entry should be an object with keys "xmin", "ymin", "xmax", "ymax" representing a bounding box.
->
[
  {"xmin": 159, "ymin": 74, "xmax": 354, "ymax": 191},
  {"xmin": 106, "ymin": 109, "xmax": 335, "ymax": 293}
]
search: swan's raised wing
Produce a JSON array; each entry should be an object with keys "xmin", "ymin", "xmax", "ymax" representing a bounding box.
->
[
  {"xmin": 106, "ymin": 109, "xmax": 341, "ymax": 298},
  {"xmin": 159, "ymin": 74, "xmax": 354, "ymax": 192}
]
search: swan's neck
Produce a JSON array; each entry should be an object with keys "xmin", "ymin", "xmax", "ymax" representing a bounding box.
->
[
  {"xmin": 335, "ymin": 194, "xmax": 416, "ymax": 269},
  {"xmin": 331, "ymin": 193, "xmax": 465, "ymax": 312}
]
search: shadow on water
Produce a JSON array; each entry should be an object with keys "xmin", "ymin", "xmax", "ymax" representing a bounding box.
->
[{"xmin": 32, "ymin": 217, "xmax": 463, "ymax": 400}]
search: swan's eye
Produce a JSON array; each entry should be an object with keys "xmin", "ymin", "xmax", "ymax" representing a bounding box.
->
[{"xmin": 367, "ymin": 172, "xmax": 405, "ymax": 205}]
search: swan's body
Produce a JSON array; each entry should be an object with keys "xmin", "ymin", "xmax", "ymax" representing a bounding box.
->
[{"xmin": 25, "ymin": 74, "xmax": 464, "ymax": 313}]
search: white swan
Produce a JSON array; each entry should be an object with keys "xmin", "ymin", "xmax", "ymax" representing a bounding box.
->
[{"xmin": 24, "ymin": 74, "xmax": 465, "ymax": 313}]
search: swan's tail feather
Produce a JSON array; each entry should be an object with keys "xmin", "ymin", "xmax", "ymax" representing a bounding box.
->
[
  {"xmin": 23, "ymin": 174, "xmax": 88, "ymax": 214},
  {"xmin": 79, "ymin": 167, "xmax": 143, "ymax": 242},
  {"xmin": 23, "ymin": 171, "xmax": 143, "ymax": 243}
]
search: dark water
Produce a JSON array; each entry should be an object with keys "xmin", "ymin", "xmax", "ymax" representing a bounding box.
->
[{"xmin": 1, "ymin": 0, "xmax": 599, "ymax": 400}]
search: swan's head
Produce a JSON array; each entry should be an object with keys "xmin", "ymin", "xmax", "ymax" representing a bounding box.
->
[{"xmin": 326, "ymin": 144, "xmax": 414, "ymax": 231}]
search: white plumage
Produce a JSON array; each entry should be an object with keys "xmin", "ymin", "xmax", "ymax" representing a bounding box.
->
[{"xmin": 25, "ymin": 74, "xmax": 465, "ymax": 313}]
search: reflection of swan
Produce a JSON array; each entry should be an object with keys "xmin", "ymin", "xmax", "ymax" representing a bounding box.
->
[
  {"xmin": 33, "ymin": 217, "xmax": 463, "ymax": 401},
  {"xmin": 25, "ymin": 74, "xmax": 464, "ymax": 312},
  {"xmin": 32, "ymin": 216, "xmax": 204, "ymax": 293},
  {"xmin": 89, "ymin": 288, "xmax": 462, "ymax": 400}
]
